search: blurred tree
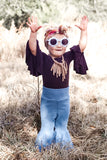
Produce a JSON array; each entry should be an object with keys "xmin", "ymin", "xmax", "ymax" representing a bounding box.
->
[
  {"xmin": 0, "ymin": 0, "xmax": 107, "ymax": 29},
  {"xmin": 0, "ymin": 0, "xmax": 60, "ymax": 29}
]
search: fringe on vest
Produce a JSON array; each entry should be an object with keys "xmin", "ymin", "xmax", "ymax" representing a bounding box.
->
[{"xmin": 51, "ymin": 55, "xmax": 68, "ymax": 82}]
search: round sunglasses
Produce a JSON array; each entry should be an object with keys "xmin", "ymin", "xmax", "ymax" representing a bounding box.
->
[{"xmin": 47, "ymin": 37, "xmax": 69, "ymax": 47}]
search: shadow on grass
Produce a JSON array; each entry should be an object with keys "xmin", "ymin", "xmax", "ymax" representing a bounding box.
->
[
  {"xmin": 0, "ymin": 97, "xmax": 106, "ymax": 160},
  {"xmin": 0, "ymin": 102, "xmax": 41, "ymax": 159}
]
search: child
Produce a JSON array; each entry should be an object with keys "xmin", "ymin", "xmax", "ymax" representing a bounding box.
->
[{"xmin": 26, "ymin": 16, "xmax": 88, "ymax": 151}]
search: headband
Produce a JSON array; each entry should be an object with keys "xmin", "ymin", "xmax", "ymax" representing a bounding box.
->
[{"xmin": 45, "ymin": 29, "xmax": 58, "ymax": 39}]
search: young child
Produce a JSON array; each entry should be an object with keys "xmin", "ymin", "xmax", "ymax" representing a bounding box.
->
[{"xmin": 26, "ymin": 16, "xmax": 88, "ymax": 151}]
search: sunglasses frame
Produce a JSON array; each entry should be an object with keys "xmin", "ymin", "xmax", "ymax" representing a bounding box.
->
[{"xmin": 47, "ymin": 37, "xmax": 69, "ymax": 47}]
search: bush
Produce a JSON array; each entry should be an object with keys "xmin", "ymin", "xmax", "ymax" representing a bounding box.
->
[{"xmin": 0, "ymin": 0, "xmax": 107, "ymax": 29}]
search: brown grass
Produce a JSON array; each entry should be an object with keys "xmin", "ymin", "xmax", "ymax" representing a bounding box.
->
[{"xmin": 0, "ymin": 18, "xmax": 107, "ymax": 160}]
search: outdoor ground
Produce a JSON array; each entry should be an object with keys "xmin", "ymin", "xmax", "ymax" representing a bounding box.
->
[{"xmin": 0, "ymin": 19, "xmax": 107, "ymax": 160}]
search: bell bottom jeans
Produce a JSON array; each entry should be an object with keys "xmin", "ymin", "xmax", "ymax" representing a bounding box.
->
[{"xmin": 35, "ymin": 86, "xmax": 73, "ymax": 151}]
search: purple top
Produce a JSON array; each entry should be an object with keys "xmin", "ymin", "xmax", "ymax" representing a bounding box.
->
[{"xmin": 26, "ymin": 40, "xmax": 88, "ymax": 89}]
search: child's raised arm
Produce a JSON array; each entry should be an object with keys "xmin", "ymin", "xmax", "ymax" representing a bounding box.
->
[
  {"xmin": 26, "ymin": 16, "xmax": 42, "ymax": 56},
  {"xmin": 75, "ymin": 16, "xmax": 88, "ymax": 52}
]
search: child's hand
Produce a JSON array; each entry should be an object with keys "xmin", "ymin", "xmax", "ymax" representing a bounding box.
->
[
  {"xmin": 75, "ymin": 16, "xmax": 88, "ymax": 31},
  {"xmin": 26, "ymin": 16, "xmax": 42, "ymax": 33}
]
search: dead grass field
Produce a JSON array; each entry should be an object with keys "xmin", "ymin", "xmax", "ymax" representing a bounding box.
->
[{"xmin": 0, "ymin": 19, "xmax": 107, "ymax": 160}]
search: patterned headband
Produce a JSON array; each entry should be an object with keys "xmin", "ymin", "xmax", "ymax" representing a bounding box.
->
[
  {"xmin": 45, "ymin": 29, "xmax": 58, "ymax": 39},
  {"xmin": 44, "ymin": 25, "xmax": 71, "ymax": 40}
]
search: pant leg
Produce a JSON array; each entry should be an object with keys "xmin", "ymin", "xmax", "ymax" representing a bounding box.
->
[
  {"xmin": 35, "ymin": 97, "xmax": 57, "ymax": 151},
  {"xmin": 55, "ymin": 98, "xmax": 73, "ymax": 148}
]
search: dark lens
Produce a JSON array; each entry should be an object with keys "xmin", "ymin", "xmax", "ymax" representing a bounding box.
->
[
  {"xmin": 50, "ymin": 39, "xmax": 57, "ymax": 45},
  {"xmin": 62, "ymin": 39, "xmax": 68, "ymax": 45}
]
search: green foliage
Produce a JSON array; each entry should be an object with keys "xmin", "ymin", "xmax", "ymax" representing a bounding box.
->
[
  {"xmin": 74, "ymin": 0, "xmax": 107, "ymax": 21},
  {"xmin": 0, "ymin": 0, "xmax": 31, "ymax": 29},
  {"xmin": 0, "ymin": 0, "xmax": 57, "ymax": 29},
  {"xmin": 62, "ymin": 0, "xmax": 107, "ymax": 22},
  {"xmin": 0, "ymin": 0, "xmax": 107, "ymax": 29},
  {"xmin": 0, "ymin": 0, "xmax": 60, "ymax": 29}
]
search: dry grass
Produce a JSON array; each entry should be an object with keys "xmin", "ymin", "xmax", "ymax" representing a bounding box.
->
[{"xmin": 0, "ymin": 18, "xmax": 107, "ymax": 160}]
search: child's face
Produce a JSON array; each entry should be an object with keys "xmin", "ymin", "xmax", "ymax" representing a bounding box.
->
[{"xmin": 47, "ymin": 34, "xmax": 68, "ymax": 58}]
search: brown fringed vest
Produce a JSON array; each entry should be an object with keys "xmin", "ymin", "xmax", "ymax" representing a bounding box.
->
[{"xmin": 51, "ymin": 55, "xmax": 68, "ymax": 82}]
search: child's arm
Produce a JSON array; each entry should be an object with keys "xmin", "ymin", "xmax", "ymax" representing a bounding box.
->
[
  {"xmin": 75, "ymin": 16, "xmax": 88, "ymax": 52},
  {"xmin": 26, "ymin": 16, "xmax": 42, "ymax": 56}
]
